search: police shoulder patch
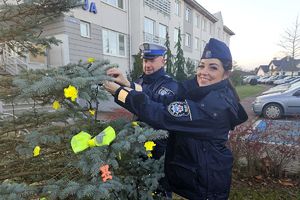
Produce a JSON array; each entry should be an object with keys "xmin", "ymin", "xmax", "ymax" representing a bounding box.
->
[
  {"xmin": 158, "ymin": 87, "xmax": 174, "ymax": 96},
  {"xmin": 168, "ymin": 101, "xmax": 190, "ymax": 117}
]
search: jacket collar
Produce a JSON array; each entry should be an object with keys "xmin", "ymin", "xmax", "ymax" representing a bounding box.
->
[
  {"xmin": 142, "ymin": 67, "xmax": 165, "ymax": 83},
  {"xmin": 186, "ymin": 78, "xmax": 229, "ymax": 100}
]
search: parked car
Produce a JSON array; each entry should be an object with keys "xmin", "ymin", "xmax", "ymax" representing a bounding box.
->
[
  {"xmin": 257, "ymin": 76, "xmax": 270, "ymax": 84},
  {"xmin": 273, "ymin": 76, "xmax": 299, "ymax": 85},
  {"xmin": 242, "ymin": 75, "xmax": 259, "ymax": 85},
  {"xmin": 252, "ymin": 85, "xmax": 300, "ymax": 119},
  {"xmin": 262, "ymin": 79, "xmax": 300, "ymax": 95},
  {"xmin": 265, "ymin": 75, "xmax": 287, "ymax": 85}
]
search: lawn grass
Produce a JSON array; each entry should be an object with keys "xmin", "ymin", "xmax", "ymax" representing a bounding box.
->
[
  {"xmin": 236, "ymin": 84, "xmax": 267, "ymax": 99},
  {"xmin": 230, "ymin": 186, "xmax": 300, "ymax": 200},
  {"xmin": 174, "ymin": 186, "xmax": 300, "ymax": 200}
]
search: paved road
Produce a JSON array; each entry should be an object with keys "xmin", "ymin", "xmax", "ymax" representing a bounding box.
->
[{"xmin": 240, "ymin": 85, "xmax": 272, "ymax": 123}]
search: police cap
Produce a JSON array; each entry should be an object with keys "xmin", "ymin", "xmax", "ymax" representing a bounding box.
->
[
  {"xmin": 139, "ymin": 42, "xmax": 167, "ymax": 59},
  {"xmin": 201, "ymin": 38, "xmax": 232, "ymax": 70}
]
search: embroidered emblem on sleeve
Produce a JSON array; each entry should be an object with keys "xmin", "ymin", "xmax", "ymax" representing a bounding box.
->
[
  {"xmin": 118, "ymin": 89, "xmax": 129, "ymax": 103},
  {"xmin": 158, "ymin": 87, "xmax": 174, "ymax": 96},
  {"xmin": 134, "ymin": 83, "xmax": 143, "ymax": 92},
  {"xmin": 168, "ymin": 101, "xmax": 190, "ymax": 117}
]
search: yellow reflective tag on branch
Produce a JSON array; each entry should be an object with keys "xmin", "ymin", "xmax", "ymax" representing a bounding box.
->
[
  {"xmin": 87, "ymin": 57, "xmax": 95, "ymax": 63},
  {"xmin": 52, "ymin": 100, "xmax": 61, "ymax": 110},
  {"xmin": 131, "ymin": 121, "xmax": 139, "ymax": 127},
  {"xmin": 71, "ymin": 131, "xmax": 92, "ymax": 153},
  {"xmin": 144, "ymin": 141, "xmax": 156, "ymax": 151},
  {"xmin": 64, "ymin": 85, "xmax": 78, "ymax": 102},
  {"xmin": 118, "ymin": 89, "xmax": 128, "ymax": 103},
  {"xmin": 33, "ymin": 146, "xmax": 41, "ymax": 157},
  {"xmin": 89, "ymin": 109, "xmax": 95, "ymax": 116}
]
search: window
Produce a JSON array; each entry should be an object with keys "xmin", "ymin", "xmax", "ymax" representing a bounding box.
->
[
  {"xmin": 185, "ymin": 33, "xmax": 191, "ymax": 47},
  {"xmin": 174, "ymin": 28, "xmax": 179, "ymax": 42},
  {"xmin": 159, "ymin": 24, "xmax": 167, "ymax": 39},
  {"xmin": 80, "ymin": 21, "xmax": 90, "ymax": 38},
  {"xmin": 185, "ymin": 7, "xmax": 191, "ymax": 22},
  {"xmin": 144, "ymin": 17, "xmax": 155, "ymax": 35},
  {"xmin": 195, "ymin": 37, "xmax": 200, "ymax": 50},
  {"xmin": 175, "ymin": 0, "xmax": 180, "ymax": 16},
  {"xmin": 209, "ymin": 22, "xmax": 214, "ymax": 35},
  {"xmin": 217, "ymin": 27, "xmax": 221, "ymax": 37},
  {"xmin": 202, "ymin": 18, "xmax": 207, "ymax": 32},
  {"xmin": 202, "ymin": 40, "xmax": 206, "ymax": 53},
  {"xmin": 103, "ymin": 0, "xmax": 124, "ymax": 9},
  {"xmin": 196, "ymin": 15, "xmax": 200, "ymax": 28},
  {"xmin": 102, "ymin": 29, "xmax": 125, "ymax": 56}
]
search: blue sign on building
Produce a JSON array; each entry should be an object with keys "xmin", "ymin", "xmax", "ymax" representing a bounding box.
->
[{"xmin": 83, "ymin": 0, "xmax": 97, "ymax": 14}]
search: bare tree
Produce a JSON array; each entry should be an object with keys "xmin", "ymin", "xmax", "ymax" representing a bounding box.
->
[{"xmin": 278, "ymin": 16, "xmax": 300, "ymax": 59}]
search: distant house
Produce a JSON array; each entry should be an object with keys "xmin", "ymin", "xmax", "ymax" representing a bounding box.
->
[
  {"xmin": 268, "ymin": 56, "xmax": 300, "ymax": 76},
  {"xmin": 256, "ymin": 65, "xmax": 269, "ymax": 76}
]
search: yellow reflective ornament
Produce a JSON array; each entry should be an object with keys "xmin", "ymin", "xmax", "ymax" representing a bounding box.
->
[
  {"xmin": 33, "ymin": 146, "xmax": 41, "ymax": 157},
  {"xmin": 144, "ymin": 141, "xmax": 156, "ymax": 151},
  {"xmin": 89, "ymin": 109, "xmax": 95, "ymax": 116},
  {"xmin": 52, "ymin": 100, "xmax": 61, "ymax": 110},
  {"xmin": 71, "ymin": 126, "xmax": 116, "ymax": 154},
  {"xmin": 87, "ymin": 57, "xmax": 95, "ymax": 63},
  {"xmin": 88, "ymin": 126, "xmax": 116, "ymax": 147},
  {"xmin": 147, "ymin": 152, "xmax": 153, "ymax": 158},
  {"xmin": 131, "ymin": 121, "xmax": 139, "ymax": 127},
  {"xmin": 71, "ymin": 131, "xmax": 92, "ymax": 153},
  {"xmin": 64, "ymin": 85, "xmax": 78, "ymax": 102}
]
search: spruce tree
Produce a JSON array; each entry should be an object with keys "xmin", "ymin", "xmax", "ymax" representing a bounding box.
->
[
  {"xmin": 174, "ymin": 28, "xmax": 187, "ymax": 81},
  {"xmin": 0, "ymin": 59, "xmax": 167, "ymax": 199},
  {"xmin": 164, "ymin": 31, "xmax": 174, "ymax": 77},
  {"xmin": 186, "ymin": 58, "xmax": 196, "ymax": 79},
  {"xmin": 128, "ymin": 52, "xmax": 143, "ymax": 82},
  {"xmin": 0, "ymin": 0, "xmax": 82, "ymax": 56}
]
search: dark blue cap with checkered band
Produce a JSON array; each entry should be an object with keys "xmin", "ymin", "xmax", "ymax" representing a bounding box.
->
[
  {"xmin": 139, "ymin": 42, "xmax": 167, "ymax": 59},
  {"xmin": 201, "ymin": 38, "xmax": 233, "ymax": 70}
]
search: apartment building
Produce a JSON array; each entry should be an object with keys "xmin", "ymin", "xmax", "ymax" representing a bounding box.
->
[{"xmin": 2, "ymin": 0, "xmax": 235, "ymax": 75}]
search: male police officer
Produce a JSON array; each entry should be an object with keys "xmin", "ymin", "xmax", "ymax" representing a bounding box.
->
[
  {"xmin": 107, "ymin": 43, "xmax": 177, "ymax": 198},
  {"xmin": 107, "ymin": 42, "xmax": 177, "ymax": 105},
  {"xmin": 107, "ymin": 42, "xmax": 178, "ymax": 159}
]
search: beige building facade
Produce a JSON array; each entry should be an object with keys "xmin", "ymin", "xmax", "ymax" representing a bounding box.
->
[{"xmin": 2, "ymin": 0, "xmax": 235, "ymax": 75}]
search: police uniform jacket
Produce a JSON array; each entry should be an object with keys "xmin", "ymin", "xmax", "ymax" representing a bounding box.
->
[
  {"xmin": 132, "ymin": 67, "xmax": 178, "ymax": 102},
  {"xmin": 114, "ymin": 78, "xmax": 248, "ymax": 199},
  {"xmin": 131, "ymin": 67, "xmax": 178, "ymax": 159}
]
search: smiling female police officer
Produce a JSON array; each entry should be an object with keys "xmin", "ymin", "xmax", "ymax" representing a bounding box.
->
[{"xmin": 104, "ymin": 38, "xmax": 248, "ymax": 200}]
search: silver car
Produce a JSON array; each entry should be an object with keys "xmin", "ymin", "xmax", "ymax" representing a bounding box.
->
[{"xmin": 252, "ymin": 85, "xmax": 300, "ymax": 119}]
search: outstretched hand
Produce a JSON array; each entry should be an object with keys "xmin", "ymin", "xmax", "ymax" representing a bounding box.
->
[
  {"xmin": 106, "ymin": 68, "xmax": 130, "ymax": 87},
  {"xmin": 103, "ymin": 81, "xmax": 121, "ymax": 95}
]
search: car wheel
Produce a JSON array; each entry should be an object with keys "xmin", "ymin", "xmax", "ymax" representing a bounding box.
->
[{"xmin": 262, "ymin": 103, "xmax": 283, "ymax": 119}]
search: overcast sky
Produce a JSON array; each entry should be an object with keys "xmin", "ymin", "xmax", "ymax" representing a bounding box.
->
[{"xmin": 197, "ymin": 0, "xmax": 300, "ymax": 70}]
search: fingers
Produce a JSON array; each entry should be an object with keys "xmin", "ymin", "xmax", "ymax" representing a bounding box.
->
[
  {"xmin": 103, "ymin": 81, "xmax": 121, "ymax": 95},
  {"xmin": 106, "ymin": 68, "xmax": 121, "ymax": 78}
]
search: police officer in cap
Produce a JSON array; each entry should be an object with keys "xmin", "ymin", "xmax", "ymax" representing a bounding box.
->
[
  {"xmin": 107, "ymin": 42, "xmax": 178, "ymax": 150},
  {"xmin": 104, "ymin": 38, "xmax": 248, "ymax": 199},
  {"xmin": 107, "ymin": 42, "xmax": 177, "ymax": 197},
  {"xmin": 107, "ymin": 42, "xmax": 178, "ymax": 104}
]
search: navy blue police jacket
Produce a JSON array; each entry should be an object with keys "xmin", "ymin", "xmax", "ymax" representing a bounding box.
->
[
  {"xmin": 131, "ymin": 67, "xmax": 178, "ymax": 102},
  {"xmin": 130, "ymin": 67, "xmax": 178, "ymax": 159},
  {"xmin": 114, "ymin": 78, "xmax": 248, "ymax": 199}
]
